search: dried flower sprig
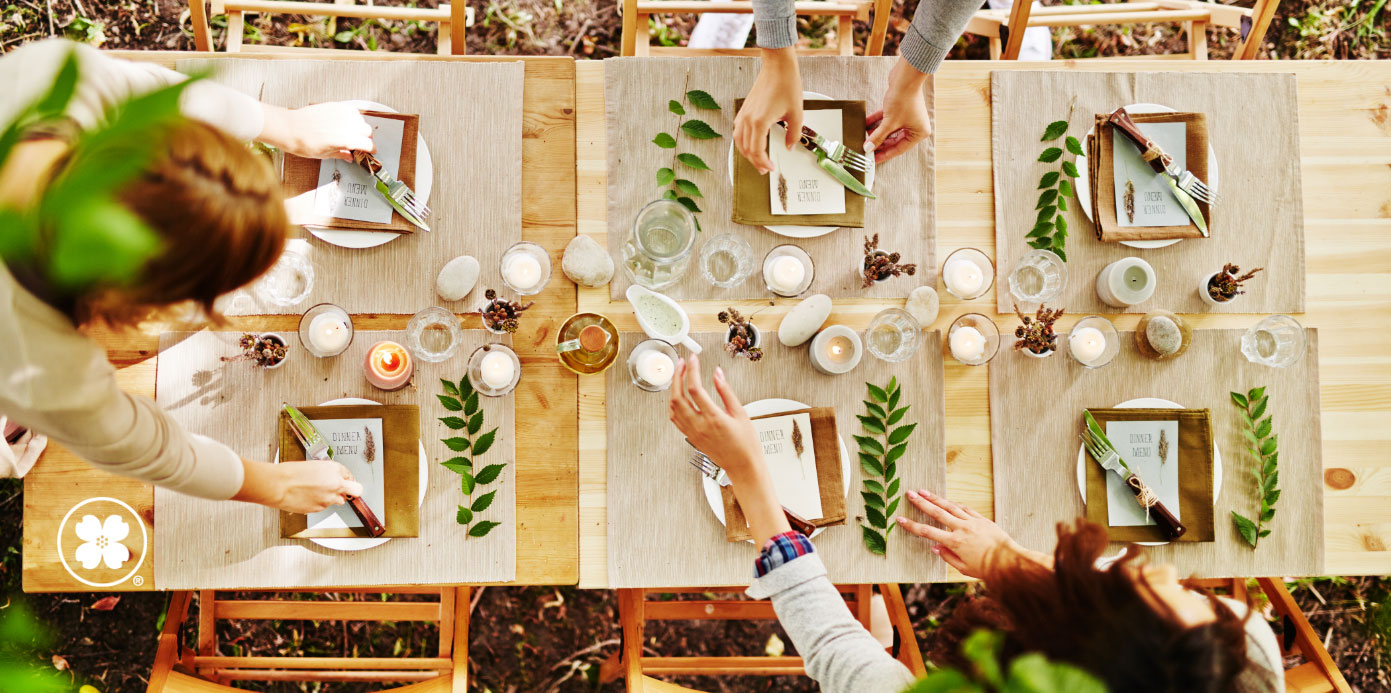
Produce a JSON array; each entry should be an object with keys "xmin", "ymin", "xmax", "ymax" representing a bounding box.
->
[
  {"xmin": 221, "ymin": 333, "xmax": 287, "ymax": 368},
  {"xmin": 1013, "ymin": 303, "xmax": 1064, "ymax": 354},
  {"xmin": 1207, "ymin": 263, "xmax": 1264, "ymax": 302},
  {"xmin": 481, "ymin": 288, "xmax": 534, "ymax": 334},
  {"xmin": 862, "ymin": 234, "xmax": 917, "ymax": 287},
  {"xmin": 718, "ymin": 307, "xmax": 763, "ymax": 362},
  {"xmin": 438, "ymin": 376, "xmax": 503, "ymax": 538}
]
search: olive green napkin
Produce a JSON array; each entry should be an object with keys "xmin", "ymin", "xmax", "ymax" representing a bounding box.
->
[
  {"xmin": 731, "ymin": 99, "xmax": 867, "ymax": 228},
  {"xmin": 1083, "ymin": 408, "xmax": 1215, "ymax": 543}
]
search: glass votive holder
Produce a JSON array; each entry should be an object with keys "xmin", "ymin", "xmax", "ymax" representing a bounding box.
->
[
  {"xmin": 1068, "ymin": 315, "xmax": 1120, "ymax": 369},
  {"xmin": 500, "ymin": 241, "xmax": 551, "ymax": 296},
  {"xmin": 407, "ymin": 306, "xmax": 463, "ymax": 363},
  {"xmin": 255, "ymin": 249, "xmax": 315, "ymax": 307},
  {"xmin": 627, "ymin": 339, "xmax": 679, "ymax": 392},
  {"xmin": 1008, "ymin": 249, "xmax": 1067, "ymax": 305},
  {"xmin": 298, "ymin": 302, "xmax": 354, "ymax": 358},
  {"xmin": 947, "ymin": 313, "xmax": 1001, "ymax": 366},
  {"xmin": 469, "ymin": 343, "xmax": 521, "ymax": 397},
  {"xmin": 699, "ymin": 233, "xmax": 756, "ymax": 289},
  {"xmin": 762, "ymin": 245, "xmax": 814, "ymax": 298},
  {"xmin": 1241, "ymin": 314, "xmax": 1306, "ymax": 368},
  {"xmin": 941, "ymin": 248, "xmax": 994, "ymax": 301},
  {"xmin": 865, "ymin": 308, "xmax": 922, "ymax": 363}
]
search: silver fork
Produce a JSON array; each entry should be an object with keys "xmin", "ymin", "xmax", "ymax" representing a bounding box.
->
[
  {"xmin": 686, "ymin": 447, "xmax": 817, "ymax": 536},
  {"xmin": 1080, "ymin": 431, "xmax": 1121, "ymax": 472},
  {"xmin": 1173, "ymin": 166, "xmax": 1219, "ymax": 206},
  {"xmin": 385, "ymin": 178, "xmax": 431, "ymax": 220},
  {"xmin": 783, "ymin": 123, "xmax": 871, "ymax": 175}
]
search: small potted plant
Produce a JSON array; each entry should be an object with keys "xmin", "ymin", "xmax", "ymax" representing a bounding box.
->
[
  {"xmin": 862, "ymin": 234, "xmax": 917, "ymax": 287},
  {"xmin": 1013, "ymin": 303, "xmax": 1063, "ymax": 358},
  {"xmin": 480, "ymin": 289, "xmax": 534, "ymax": 334},
  {"xmin": 718, "ymin": 307, "xmax": 763, "ymax": 362},
  {"xmin": 223, "ymin": 332, "xmax": 289, "ymax": 369},
  {"xmin": 1200, "ymin": 263, "xmax": 1264, "ymax": 306}
]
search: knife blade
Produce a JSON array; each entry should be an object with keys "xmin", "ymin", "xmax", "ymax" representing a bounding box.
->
[
  {"xmin": 781, "ymin": 123, "xmax": 877, "ymax": 199},
  {"xmin": 1082, "ymin": 411, "xmax": 1186, "ymax": 540},
  {"xmin": 1164, "ymin": 175, "xmax": 1209, "ymax": 237},
  {"xmin": 282, "ymin": 404, "xmax": 386, "ymax": 538},
  {"xmin": 1107, "ymin": 108, "xmax": 1208, "ymax": 237}
]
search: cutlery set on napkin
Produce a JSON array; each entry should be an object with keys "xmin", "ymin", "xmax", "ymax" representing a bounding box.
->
[{"xmin": 1089, "ymin": 106, "xmax": 1219, "ymax": 243}]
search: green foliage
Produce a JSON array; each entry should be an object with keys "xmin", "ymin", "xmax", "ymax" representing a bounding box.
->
[
  {"xmin": 860, "ymin": 377, "xmax": 914, "ymax": 556},
  {"xmin": 652, "ymin": 79, "xmax": 723, "ymax": 230},
  {"xmin": 437, "ymin": 376, "xmax": 504, "ymax": 538},
  {"xmin": 1231, "ymin": 386, "xmax": 1279, "ymax": 548},
  {"xmin": 904, "ymin": 630, "xmax": 1107, "ymax": 693},
  {"xmin": 1027, "ymin": 116, "xmax": 1081, "ymax": 262}
]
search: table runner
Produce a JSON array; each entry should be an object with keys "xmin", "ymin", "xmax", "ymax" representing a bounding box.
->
[
  {"xmin": 605, "ymin": 330, "xmax": 946, "ymax": 587},
  {"xmin": 178, "ymin": 58, "xmax": 524, "ymax": 315},
  {"xmin": 988, "ymin": 328, "xmax": 1322, "ymax": 577},
  {"xmin": 991, "ymin": 71, "xmax": 1304, "ymax": 314},
  {"xmin": 154, "ymin": 330, "xmax": 515, "ymax": 588},
  {"xmin": 605, "ymin": 57, "xmax": 936, "ymax": 301}
]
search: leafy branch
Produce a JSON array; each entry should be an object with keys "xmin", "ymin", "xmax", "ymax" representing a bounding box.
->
[
  {"xmin": 857, "ymin": 377, "xmax": 915, "ymax": 556},
  {"xmin": 437, "ymin": 376, "xmax": 503, "ymax": 538},
  {"xmin": 1231, "ymin": 386, "xmax": 1279, "ymax": 548},
  {"xmin": 1026, "ymin": 105, "xmax": 1082, "ymax": 262},
  {"xmin": 652, "ymin": 72, "xmax": 721, "ymax": 229},
  {"xmin": 905, "ymin": 630, "xmax": 1105, "ymax": 693}
]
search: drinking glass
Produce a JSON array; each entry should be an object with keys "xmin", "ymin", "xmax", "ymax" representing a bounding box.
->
[
  {"xmin": 406, "ymin": 306, "xmax": 463, "ymax": 363},
  {"xmin": 1067, "ymin": 315, "xmax": 1120, "ymax": 369},
  {"xmin": 762, "ymin": 245, "xmax": 815, "ymax": 298},
  {"xmin": 255, "ymin": 249, "xmax": 314, "ymax": 307},
  {"xmin": 621, "ymin": 199, "xmax": 698, "ymax": 290},
  {"xmin": 628, "ymin": 339, "xmax": 680, "ymax": 392},
  {"xmin": 865, "ymin": 308, "xmax": 922, "ymax": 363},
  {"xmin": 941, "ymin": 248, "xmax": 994, "ymax": 300},
  {"xmin": 500, "ymin": 241, "xmax": 552, "ymax": 296},
  {"xmin": 1009, "ymin": 249, "xmax": 1068, "ymax": 305},
  {"xmin": 947, "ymin": 313, "xmax": 1000, "ymax": 366},
  {"xmin": 698, "ymin": 233, "xmax": 755, "ymax": 289},
  {"xmin": 298, "ymin": 302, "xmax": 354, "ymax": 358},
  {"xmin": 1241, "ymin": 315, "xmax": 1306, "ymax": 368}
]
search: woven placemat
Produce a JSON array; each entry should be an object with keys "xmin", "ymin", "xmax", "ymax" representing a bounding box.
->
[
  {"xmin": 178, "ymin": 58, "xmax": 524, "ymax": 315},
  {"xmin": 153, "ymin": 330, "xmax": 515, "ymax": 588},
  {"xmin": 605, "ymin": 330, "xmax": 946, "ymax": 587},
  {"xmin": 990, "ymin": 71, "xmax": 1304, "ymax": 314},
  {"xmin": 988, "ymin": 328, "xmax": 1323, "ymax": 577},
  {"xmin": 605, "ymin": 57, "xmax": 936, "ymax": 301}
]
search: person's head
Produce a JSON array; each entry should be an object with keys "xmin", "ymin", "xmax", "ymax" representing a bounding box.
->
[
  {"xmin": 60, "ymin": 120, "xmax": 288, "ymax": 327},
  {"xmin": 930, "ymin": 520, "xmax": 1272, "ymax": 692}
]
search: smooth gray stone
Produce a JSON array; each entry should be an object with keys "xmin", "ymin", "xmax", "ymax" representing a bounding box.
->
[
  {"xmin": 778, "ymin": 294, "xmax": 833, "ymax": 347},
  {"xmin": 1146, "ymin": 316, "xmax": 1182, "ymax": 355},
  {"xmin": 562, "ymin": 234, "xmax": 615, "ymax": 288},
  {"xmin": 436, "ymin": 255, "xmax": 480, "ymax": 302},
  {"xmin": 904, "ymin": 286, "xmax": 940, "ymax": 326}
]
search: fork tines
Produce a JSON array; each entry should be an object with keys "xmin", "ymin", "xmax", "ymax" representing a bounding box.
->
[{"xmin": 687, "ymin": 450, "xmax": 719, "ymax": 479}]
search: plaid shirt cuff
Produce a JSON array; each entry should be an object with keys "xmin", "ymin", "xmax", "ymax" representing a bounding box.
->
[{"xmin": 754, "ymin": 530, "xmax": 816, "ymax": 578}]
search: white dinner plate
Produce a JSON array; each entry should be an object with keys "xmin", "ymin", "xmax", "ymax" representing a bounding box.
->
[
  {"xmin": 302, "ymin": 99, "xmax": 434, "ymax": 250},
  {"xmin": 274, "ymin": 397, "xmax": 428, "ymax": 551},
  {"xmin": 701, "ymin": 398, "xmax": 851, "ymax": 541},
  {"xmin": 726, "ymin": 91, "xmax": 875, "ymax": 239},
  {"xmin": 1075, "ymin": 103, "xmax": 1219, "ymax": 250},
  {"xmin": 1075, "ymin": 397, "xmax": 1223, "ymax": 547}
]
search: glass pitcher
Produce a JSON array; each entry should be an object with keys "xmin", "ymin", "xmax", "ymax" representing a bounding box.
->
[{"xmin": 621, "ymin": 199, "xmax": 698, "ymax": 290}]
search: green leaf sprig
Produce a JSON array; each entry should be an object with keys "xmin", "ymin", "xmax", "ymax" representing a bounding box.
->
[
  {"xmin": 903, "ymin": 630, "xmax": 1106, "ymax": 693},
  {"xmin": 652, "ymin": 74, "xmax": 722, "ymax": 229},
  {"xmin": 437, "ymin": 376, "xmax": 503, "ymax": 538},
  {"xmin": 1230, "ymin": 386, "xmax": 1279, "ymax": 548},
  {"xmin": 857, "ymin": 377, "xmax": 915, "ymax": 556},
  {"xmin": 1027, "ymin": 108, "xmax": 1082, "ymax": 262}
]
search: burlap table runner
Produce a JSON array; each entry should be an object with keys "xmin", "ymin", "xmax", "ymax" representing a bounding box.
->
[
  {"xmin": 177, "ymin": 58, "xmax": 524, "ymax": 315},
  {"xmin": 991, "ymin": 71, "xmax": 1304, "ymax": 314},
  {"xmin": 153, "ymin": 330, "xmax": 516, "ymax": 588},
  {"xmin": 988, "ymin": 328, "xmax": 1323, "ymax": 577},
  {"xmin": 605, "ymin": 57, "xmax": 936, "ymax": 301},
  {"xmin": 605, "ymin": 330, "xmax": 946, "ymax": 587}
]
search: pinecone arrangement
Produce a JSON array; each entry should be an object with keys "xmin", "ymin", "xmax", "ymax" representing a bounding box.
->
[
  {"xmin": 862, "ymin": 234, "xmax": 917, "ymax": 287},
  {"xmin": 481, "ymin": 289, "xmax": 534, "ymax": 334}
]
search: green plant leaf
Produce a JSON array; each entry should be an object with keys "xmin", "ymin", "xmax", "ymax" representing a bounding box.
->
[
  {"xmin": 862, "ymin": 526, "xmax": 886, "ymax": 555},
  {"xmin": 686, "ymin": 89, "xmax": 720, "ymax": 110},
  {"xmin": 1232, "ymin": 511, "xmax": 1259, "ymax": 547},
  {"xmin": 1049, "ymin": 246, "xmax": 1067, "ymax": 262},
  {"xmin": 1065, "ymin": 135, "xmax": 1083, "ymax": 157},
  {"xmin": 471, "ymin": 490, "xmax": 497, "ymax": 513},
  {"xmin": 668, "ymin": 99, "xmax": 685, "ymax": 116},
  {"xmin": 1057, "ymin": 195, "xmax": 1068, "ymax": 212},
  {"xmin": 674, "ymin": 179, "xmax": 703, "ymax": 198},
  {"xmin": 1259, "ymin": 435, "xmax": 1278, "ymax": 456},
  {"xmin": 1038, "ymin": 171, "xmax": 1060, "ymax": 189},
  {"xmin": 1038, "ymin": 147, "xmax": 1063, "ymax": 163},
  {"xmin": 1263, "ymin": 470, "xmax": 1280, "ymax": 495},
  {"xmin": 1036, "ymin": 188, "xmax": 1058, "ymax": 209},
  {"xmin": 45, "ymin": 198, "xmax": 161, "ymax": 289},
  {"xmin": 1027, "ymin": 221, "xmax": 1053, "ymax": 238},
  {"xmin": 467, "ymin": 412, "xmax": 484, "ymax": 435},
  {"xmin": 886, "ymin": 496, "xmax": 900, "ymax": 518},
  {"xmin": 676, "ymin": 196, "xmax": 702, "ymax": 214},
  {"xmin": 1265, "ymin": 489, "xmax": 1281, "ymax": 507},
  {"xmin": 903, "ymin": 669, "xmax": 975, "ymax": 693},
  {"xmin": 653, "ymin": 132, "xmax": 677, "ymax": 148},
  {"xmin": 1243, "ymin": 429, "xmax": 1260, "ymax": 447},
  {"xmin": 865, "ymin": 506, "xmax": 887, "ymax": 529},
  {"xmin": 855, "ymin": 435, "xmax": 885, "ymax": 456},
  {"xmin": 1041, "ymin": 120, "xmax": 1068, "ymax": 141},
  {"xmin": 1249, "ymin": 386, "xmax": 1267, "ymax": 402},
  {"xmin": 475, "ymin": 463, "xmax": 506, "ymax": 485},
  {"xmin": 862, "ymin": 491, "xmax": 885, "ymax": 510},
  {"xmin": 1258, "ymin": 528, "xmax": 1271, "ymax": 538},
  {"xmin": 887, "ymin": 406, "xmax": 910, "ymax": 426},
  {"xmin": 962, "ymin": 630, "xmax": 1005, "ymax": 687},
  {"xmin": 1255, "ymin": 416, "xmax": 1273, "ymax": 439},
  {"xmin": 888, "ymin": 423, "xmax": 917, "ymax": 445},
  {"xmin": 1231, "ymin": 391, "xmax": 1248, "ymax": 408},
  {"xmin": 464, "ymin": 392, "xmax": 480, "ymax": 416},
  {"xmin": 1058, "ymin": 179, "xmax": 1073, "ymax": 198},
  {"xmin": 459, "ymin": 376, "xmax": 474, "ymax": 399},
  {"xmin": 439, "ymin": 416, "xmax": 467, "ymax": 430},
  {"xmin": 887, "ymin": 387, "xmax": 901, "ymax": 412},
  {"xmin": 1055, "ymin": 215, "xmax": 1068, "ymax": 236},
  {"xmin": 472, "ymin": 428, "xmax": 498, "ymax": 456},
  {"xmin": 864, "ymin": 401, "xmax": 886, "ymax": 419},
  {"xmin": 469, "ymin": 521, "xmax": 501, "ymax": 537},
  {"xmin": 461, "ymin": 472, "xmax": 475, "ymax": 495},
  {"xmin": 1263, "ymin": 452, "xmax": 1278, "ymax": 477},
  {"xmin": 663, "ymin": 189, "xmax": 678, "ymax": 200},
  {"xmin": 859, "ymin": 452, "xmax": 884, "ymax": 477},
  {"xmin": 456, "ymin": 506, "xmax": 473, "ymax": 524},
  {"xmin": 1251, "ymin": 397, "xmax": 1268, "ymax": 420},
  {"xmin": 681, "ymin": 119, "xmax": 721, "ymax": 139},
  {"xmin": 441, "ymin": 379, "xmax": 460, "ymax": 397},
  {"xmin": 677, "ymin": 152, "xmax": 710, "ymax": 170},
  {"xmin": 864, "ymin": 479, "xmax": 885, "ymax": 495},
  {"xmin": 867, "ymin": 383, "xmax": 888, "ymax": 403},
  {"xmin": 1261, "ymin": 506, "xmax": 1275, "ymax": 522},
  {"xmin": 1062, "ymin": 160, "xmax": 1080, "ymax": 178},
  {"xmin": 1036, "ymin": 205, "xmax": 1056, "ymax": 223},
  {"xmin": 1028, "ymin": 238, "xmax": 1052, "ymax": 250},
  {"xmin": 444, "ymin": 437, "xmax": 471, "ymax": 452},
  {"xmin": 656, "ymin": 167, "xmax": 675, "ymax": 186},
  {"xmin": 858, "ymin": 415, "xmax": 886, "ymax": 434},
  {"xmin": 438, "ymin": 394, "xmax": 462, "ymax": 411},
  {"xmin": 886, "ymin": 443, "xmax": 908, "ymax": 465},
  {"xmin": 441, "ymin": 457, "xmax": 472, "ymax": 475},
  {"xmin": 885, "ymin": 458, "xmax": 897, "ymax": 484},
  {"xmin": 1007, "ymin": 653, "xmax": 1108, "ymax": 693}
]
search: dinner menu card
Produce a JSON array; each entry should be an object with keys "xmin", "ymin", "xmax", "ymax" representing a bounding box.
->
[
  {"xmin": 767, "ymin": 109, "xmax": 846, "ymax": 216},
  {"xmin": 753, "ymin": 412, "xmax": 823, "ymax": 519},
  {"xmin": 1111, "ymin": 122, "xmax": 1188, "ymax": 227},
  {"xmin": 312, "ymin": 113, "xmax": 406, "ymax": 224},
  {"xmin": 1104, "ymin": 419, "xmax": 1180, "ymax": 527},
  {"xmin": 305, "ymin": 417, "xmax": 386, "ymax": 531}
]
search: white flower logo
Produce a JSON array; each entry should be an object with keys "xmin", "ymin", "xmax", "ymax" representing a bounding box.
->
[{"xmin": 73, "ymin": 514, "xmax": 131, "ymax": 570}]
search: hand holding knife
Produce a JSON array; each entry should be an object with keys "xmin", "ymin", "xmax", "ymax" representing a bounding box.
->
[{"xmin": 284, "ymin": 404, "xmax": 386, "ymax": 538}]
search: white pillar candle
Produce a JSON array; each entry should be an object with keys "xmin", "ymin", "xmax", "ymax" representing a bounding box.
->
[
  {"xmin": 1069, "ymin": 326, "xmax": 1106, "ymax": 365},
  {"xmin": 503, "ymin": 254, "xmax": 543, "ymax": 291},
  {"xmin": 307, "ymin": 313, "xmax": 350, "ymax": 353},
  {"xmin": 635, "ymin": 350, "xmax": 674, "ymax": 388},
  {"xmin": 1096, "ymin": 257, "xmax": 1157, "ymax": 307},
  {"xmin": 480, "ymin": 350, "xmax": 515, "ymax": 389},
  {"xmin": 809, "ymin": 326, "xmax": 863, "ymax": 375},
  {"xmin": 949, "ymin": 325, "xmax": 986, "ymax": 362},
  {"xmin": 944, "ymin": 258, "xmax": 985, "ymax": 297},
  {"xmin": 766, "ymin": 255, "xmax": 806, "ymax": 294}
]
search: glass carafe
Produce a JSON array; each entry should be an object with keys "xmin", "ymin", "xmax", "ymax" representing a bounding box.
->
[{"xmin": 621, "ymin": 199, "xmax": 698, "ymax": 290}]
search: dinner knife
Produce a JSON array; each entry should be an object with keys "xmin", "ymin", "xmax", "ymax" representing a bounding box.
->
[
  {"xmin": 350, "ymin": 151, "xmax": 431, "ymax": 232},
  {"xmin": 1082, "ymin": 411, "xmax": 1186, "ymax": 540},
  {"xmin": 784, "ymin": 123, "xmax": 877, "ymax": 199},
  {"xmin": 283, "ymin": 404, "xmax": 386, "ymax": 538},
  {"xmin": 1107, "ymin": 109, "xmax": 1209, "ymax": 237}
]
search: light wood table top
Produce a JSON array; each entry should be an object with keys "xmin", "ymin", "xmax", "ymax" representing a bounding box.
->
[
  {"xmin": 576, "ymin": 58, "xmax": 1391, "ymax": 587},
  {"xmin": 22, "ymin": 50, "xmax": 578, "ymax": 592}
]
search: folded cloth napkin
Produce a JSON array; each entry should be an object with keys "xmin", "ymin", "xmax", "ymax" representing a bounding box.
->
[
  {"xmin": 1083, "ymin": 408, "xmax": 1215, "ymax": 543},
  {"xmin": 0, "ymin": 417, "xmax": 46, "ymax": 478},
  {"xmin": 1088, "ymin": 111, "xmax": 1210, "ymax": 242},
  {"xmin": 282, "ymin": 111, "xmax": 420, "ymax": 233},
  {"xmin": 731, "ymin": 100, "xmax": 867, "ymax": 228},
  {"xmin": 720, "ymin": 407, "xmax": 846, "ymax": 542}
]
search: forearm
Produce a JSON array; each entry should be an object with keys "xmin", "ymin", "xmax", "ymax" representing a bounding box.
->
[
  {"xmin": 726, "ymin": 461, "xmax": 791, "ymax": 547},
  {"xmin": 899, "ymin": 0, "xmax": 983, "ymax": 73},
  {"xmin": 230, "ymin": 458, "xmax": 286, "ymax": 507},
  {"xmin": 752, "ymin": 0, "xmax": 798, "ymax": 49}
]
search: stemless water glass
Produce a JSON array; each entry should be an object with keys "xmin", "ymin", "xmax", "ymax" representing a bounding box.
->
[
  {"xmin": 1009, "ymin": 249, "xmax": 1068, "ymax": 305},
  {"xmin": 406, "ymin": 306, "xmax": 463, "ymax": 363},
  {"xmin": 621, "ymin": 199, "xmax": 698, "ymax": 290},
  {"xmin": 1241, "ymin": 315, "xmax": 1306, "ymax": 368},
  {"xmin": 698, "ymin": 233, "xmax": 755, "ymax": 289},
  {"xmin": 865, "ymin": 308, "xmax": 922, "ymax": 362},
  {"xmin": 255, "ymin": 249, "xmax": 314, "ymax": 307}
]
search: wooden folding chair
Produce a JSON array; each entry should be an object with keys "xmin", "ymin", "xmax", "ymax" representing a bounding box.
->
[
  {"xmin": 620, "ymin": 0, "xmax": 894, "ymax": 57},
  {"xmin": 1189, "ymin": 578, "xmax": 1352, "ymax": 693},
  {"xmin": 188, "ymin": 0, "xmax": 473, "ymax": 55},
  {"xmin": 601, "ymin": 584, "xmax": 925, "ymax": 691},
  {"xmin": 146, "ymin": 587, "xmax": 471, "ymax": 692},
  {"xmin": 964, "ymin": 0, "xmax": 1281, "ymax": 60}
]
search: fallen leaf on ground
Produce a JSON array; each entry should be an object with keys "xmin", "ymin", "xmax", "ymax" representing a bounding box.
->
[{"xmin": 90, "ymin": 596, "xmax": 120, "ymax": 611}]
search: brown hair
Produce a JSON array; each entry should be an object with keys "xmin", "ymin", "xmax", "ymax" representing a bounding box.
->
[
  {"xmin": 930, "ymin": 521, "xmax": 1264, "ymax": 692},
  {"xmin": 68, "ymin": 120, "xmax": 287, "ymax": 327}
]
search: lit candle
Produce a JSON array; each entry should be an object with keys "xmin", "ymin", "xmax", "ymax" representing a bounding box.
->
[
  {"xmin": 944, "ymin": 257, "xmax": 985, "ymax": 297},
  {"xmin": 503, "ymin": 254, "xmax": 543, "ymax": 292},
  {"xmin": 809, "ymin": 325, "xmax": 863, "ymax": 375},
  {"xmin": 480, "ymin": 350, "xmax": 515, "ymax": 390},
  {"xmin": 1069, "ymin": 326, "xmax": 1106, "ymax": 365},
  {"xmin": 635, "ymin": 350, "xmax": 674, "ymax": 388},
  {"xmin": 766, "ymin": 255, "xmax": 806, "ymax": 295},
  {"xmin": 1096, "ymin": 257, "xmax": 1157, "ymax": 308},
  {"xmin": 364, "ymin": 341, "xmax": 413, "ymax": 391},
  {"xmin": 949, "ymin": 326, "xmax": 986, "ymax": 362},
  {"xmin": 308, "ymin": 313, "xmax": 350, "ymax": 354}
]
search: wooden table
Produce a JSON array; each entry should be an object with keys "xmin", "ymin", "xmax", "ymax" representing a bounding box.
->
[
  {"xmin": 576, "ymin": 59, "xmax": 1391, "ymax": 587},
  {"xmin": 21, "ymin": 50, "xmax": 578, "ymax": 592}
]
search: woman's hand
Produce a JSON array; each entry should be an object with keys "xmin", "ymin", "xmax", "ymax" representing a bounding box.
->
[
  {"xmin": 235, "ymin": 458, "xmax": 363, "ymax": 514},
  {"xmin": 866, "ymin": 57, "xmax": 932, "ymax": 164},
  {"xmin": 733, "ymin": 48, "xmax": 803, "ymax": 175},
  {"xmin": 896, "ymin": 489, "xmax": 1022, "ymax": 578},
  {"xmin": 258, "ymin": 102, "xmax": 375, "ymax": 161}
]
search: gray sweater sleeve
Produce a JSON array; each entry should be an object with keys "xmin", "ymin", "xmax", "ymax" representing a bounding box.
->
[
  {"xmin": 747, "ymin": 553, "xmax": 916, "ymax": 693},
  {"xmin": 752, "ymin": 0, "xmax": 982, "ymax": 74}
]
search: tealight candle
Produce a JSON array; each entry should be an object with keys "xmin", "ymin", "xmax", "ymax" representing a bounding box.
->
[
  {"xmin": 944, "ymin": 258, "xmax": 984, "ymax": 297},
  {"xmin": 809, "ymin": 325, "xmax": 863, "ymax": 375},
  {"xmin": 635, "ymin": 350, "xmax": 675, "ymax": 388},
  {"xmin": 1069, "ymin": 326, "xmax": 1106, "ymax": 365},
  {"xmin": 503, "ymin": 254, "xmax": 543, "ymax": 292},
  {"xmin": 480, "ymin": 350, "xmax": 515, "ymax": 390},
  {"xmin": 364, "ymin": 341, "xmax": 413, "ymax": 391},
  {"xmin": 949, "ymin": 326, "xmax": 986, "ymax": 362},
  {"xmin": 766, "ymin": 255, "xmax": 805, "ymax": 294},
  {"xmin": 1096, "ymin": 257, "xmax": 1157, "ymax": 308},
  {"xmin": 308, "ymin": 313, "xmax": 351, "ymax": 354}
]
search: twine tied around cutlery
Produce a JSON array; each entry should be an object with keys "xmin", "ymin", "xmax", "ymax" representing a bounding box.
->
[{"xmin": 1125, "ymin": 474, "xmax": 1161, "ymax": 523}]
